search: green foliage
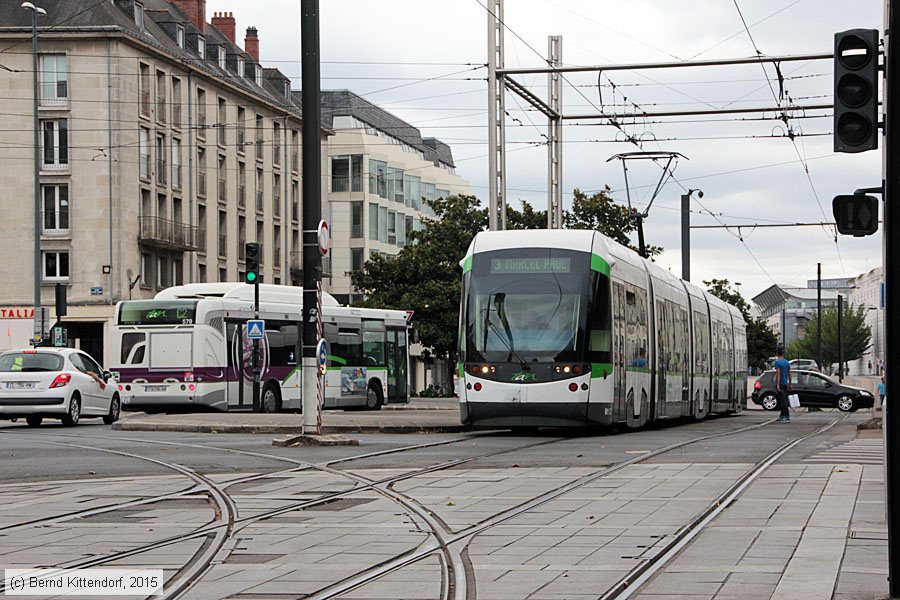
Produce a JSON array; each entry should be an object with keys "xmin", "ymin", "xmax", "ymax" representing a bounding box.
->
[
  {"xmin": 704, "ymin": 278, "xmax": 778, "ymax": 371},
  {"xmin": 505, "ymin": 199, "xmax": 547, "ymax": 230},
  {"xmin": 788, "ymin": 304, "xmax": 872, "ymax": 367}
]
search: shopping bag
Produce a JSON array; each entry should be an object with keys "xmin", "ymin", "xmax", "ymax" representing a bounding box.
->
[{"xmin": 788, "ymin": 394, "xmax": 801, "ymax": 409}]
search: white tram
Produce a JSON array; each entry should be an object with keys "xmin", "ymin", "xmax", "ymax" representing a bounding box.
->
[{"xmin": 458, "ymin": 230, "xmax": 747, "ymax": 428}]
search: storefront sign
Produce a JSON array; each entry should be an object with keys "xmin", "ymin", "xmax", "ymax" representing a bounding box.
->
[{"xmin": 0, "ymin": 308, "xmax": 34, "ymax": 319}]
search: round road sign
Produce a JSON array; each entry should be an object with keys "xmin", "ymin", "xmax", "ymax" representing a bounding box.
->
[
  {"xmin": 316, "ymin": 338, "xmax": 329, "ymax": 374},
  {"xmin": 317, "ymin": 220, "xmax": 330, "ymax": 256}
]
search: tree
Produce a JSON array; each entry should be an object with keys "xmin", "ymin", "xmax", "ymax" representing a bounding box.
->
[
  {"xmin": 351, "ymin": 195, "xmax": 487, "ymax": 394},
  {"xmin": 564, "ymin": 187, "xmax": 663, "ymax": 257},
  {"xmin": 505, "ymin": 199, "xmax": 546, "ymax": 230},
  {"xmin": 788, "ymin": 304, "xmax": 872, "ymax": 369},
  {"xmin": 704, "ymin": 278, "xmax": 778, "ymax": 371}
]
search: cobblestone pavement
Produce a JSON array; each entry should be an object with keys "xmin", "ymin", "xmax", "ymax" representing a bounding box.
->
[{"xmin": 0, "ymin": 412, "xmax": 886, "ymax": 599}]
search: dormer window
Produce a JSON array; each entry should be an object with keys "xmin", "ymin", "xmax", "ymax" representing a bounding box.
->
[
  {"xmin": 176, "ymin": 25, "xmax": 184, "ymax": 48},
  {"xmin": 283, "ymin": 80, "xmax": 291, "ymax": 97},
  {"xmin": 255, "ymin": 65, "xmax": 262, "ymax": 87},
  {"xmin": 134, "ymin": 2, "xmax": 144, "ymax": 29},
  {"xmin": 197, "ymin": 36, "xmax": 206, "ymax": 57},
  {"xmin": 237, "ymin": 57, "xmax": 244, "ymax": 77},
  {"xmin": 218, "ymin": 46, "xmax": 226, "ymax": 69}
]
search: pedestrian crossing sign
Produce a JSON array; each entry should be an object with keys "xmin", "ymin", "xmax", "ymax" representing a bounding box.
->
[{"xmin": 247, "ymin": 320, "xmax": 265, "ymax": 339}]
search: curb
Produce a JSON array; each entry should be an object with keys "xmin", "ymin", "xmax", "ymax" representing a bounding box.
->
[{"xmin": 111, "ymin": 421, "xmax": 473, "ymax": 434}]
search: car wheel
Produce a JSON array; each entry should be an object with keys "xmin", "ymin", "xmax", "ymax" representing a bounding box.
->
[
  {"xmin": 261, "ymin": 383, "xmax": 281, "ymax": 413},
  {"xmin": 366, "ymin": 383, "xmax": 383, "ymax": 410},
  {"xmin": 103, "ymin": 395, "xmax": 121, "ymax": 425},
  {"xmin": 62, "ymin": 395, "xmax": 81, "ymax": 427},
  {"xmin": 25, "ymin": 416, "xmax": 42, "ymax": 427},
  {"xmin": 761, "ymin": 393, "xmax": 778, "ymax": 411},
  {"xmin": 837, "ymin": 395, "xmax": 855, "ymax": 412}
]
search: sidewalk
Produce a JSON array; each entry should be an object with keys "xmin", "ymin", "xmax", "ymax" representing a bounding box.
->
[{"xmin": 111, "ymin": 397, "xmax": 466, "ymax": 434}]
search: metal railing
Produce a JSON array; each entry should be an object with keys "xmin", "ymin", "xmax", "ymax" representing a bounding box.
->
[
  {"xmin": 42, "ymin": 210, "xmax": 69, "ymax": 235},
  {"xmin": 138, "ymin": 216, "xmax": 201, "ymax": 251},
  {"xmin": 40, "ymin": 81, "xmax": 67, "ymax": 106},
  {"xmin": 351, "ymin": 223, "xmax": 363, "ymax": 238}
]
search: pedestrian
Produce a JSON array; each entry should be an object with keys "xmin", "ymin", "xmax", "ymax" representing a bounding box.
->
[
  {"xmin": 774, "ymin": 347, "xmax": 791, "ymax": 423},
  {"xmin": 879, "ymin": 376, "xmax": 886, "ymax": 407}
]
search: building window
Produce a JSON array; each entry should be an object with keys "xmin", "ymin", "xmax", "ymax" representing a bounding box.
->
[
  {"xmin": 351, "ymin": 201, "xmax": 363, "ymax": 238},
  {"xmin": 255, "ymin": 64, "xmax": 262, "ymax": 87},
  {"xmin": 332, "ymin": 155, "xmax": 363, "ymax": 192},
  {"xmin": 157, "ymin": 255, "xmax": 169, "ymax": 289},
  {"xmin": 256, "ymin": 221, "xmax": 264, "ymax": 263},
  {"xmin": 139, "ymin": 128, "xmax": 150, "ymax": 179},
  {"xmin": 196, "ymin": 88, "xmax": 206, "ymax": 135},
  {"xmin": 273, "ymin": 174, "xmax": 281, "ymax": 217},
  {"xmin": 238, "ymin": 161, "xmax": 246, "ymax": 208},
  {"xmin": 172, "ymin": 138, "xmax": 182, "ymax": 189},
  {"xmin": 238, "ymin": 56, "xmax": 245, "ymax": 77},
  {"xmin": 41, "ymin": 120, "xmax": 68, "ymax": 170},
  {"xmin": 171, "ymin": 77, "xmax": 182, "ymax": 127},
  {"xmin": 238, "ymin": 216, "xmax": 246, "ymax": 260},
  {"xmin": 176, "ymin": 25, "xmax": 185, "ymax": 48},
  {"xmin": 140, "ymin": 252, "xmax": 151, "ymax": 286},
  {"xmin": 197, "ymin": 146, "xmax": 207, "ymax": 196},
  {"xmin": 388, "ymin": 167, "xmax": 404, "ymax": 203},
  {"xmin": 218, "ymin": 210, "xmax": 227, "ymax": 258},
  {"xmin": 291, "ymin": 181, "xmax": 299, "ymax": 222},
  {"xmin": 42, "ymin": 184, "xmax": 69, "ymax": 233},
  {"xmin": 369, "ymin": 203, "xmax": 379, "ymax": 241},
  {"xmin": 156, "ymin": 70, "xmax": 167, "ymax": 123},
  {"xmin": 217, "ymin": 97, "xmax": 226, "ymax": 146},
  {"xmin": 134, "ymin": 2, "xmax": 144, "ymax": 29},
  {"xmin": 291, "ymin": 130, "xmax": 299, "ymax": 172},
  {"xmin": 387, "ymin": 210, "xmax": 396, "ymax": 245},
  {"xmin": 351, "ymin": 249, "xmax": 364, "ymax": 274},
  {"xmin": 379, "ymin": 206, "xmax": 388, "ymax": 243},
  {"xmin": 198, "ymin": 262, "xmax": 207, "ymax": 283},
  {"xmin": 218, "ymin": 46, "xmax": 226, "ymax": 70},
  {"xmin": 237, "ymin": 106, "xmax": 246, "ymax": 150},
  {"xmin": 273, "ymin": 122, "xmax": 281, "ymax": 166},
  {"xmin": 256, "ymin": 168, "xmax": 264, "ymax": 213},
  {"xmin": 369, "ymin": 160, "xmax": 387, "ymax": 198},
  {"xmin": 38, "ymin": 54, "xmax": 67, "ymax": 105},
  {"xmin": 397, "ymin": 213, "xmax": 407, "ymax": 247},
  {"xmin": 218, "ymin": 154, "xmax": 227, "ymax": 202},
  {"xmin": 197, "ymin": 36, "xmax": 206, "ymax": 58},
  {"xmin": 139, "ymin": 62, "xmax": 151, "ymax": 117},
  {"xmin": 197, "ymin": 203, "xmax": 206, "ymax": 252},
  {"xmin": 43, "ymin": 251, "xmax": 69, "ymax": 281},
  {"xmin": 255, "ymin": 114, "xmax": 263, "ymax": 161},
  {"xmin": 273, "ymin": 224, "xmax": 281, "ymax": 266},
  {"xmin": 405, "ymin": 174, "xmax": 421, "ymax": 209},
  {"xmin": 156, "ymin": 133, "xmax": 167, "ymax": 185},
  {"xmin": 218, "ymin": 266, "xmax": 227, "ymax": 282}
]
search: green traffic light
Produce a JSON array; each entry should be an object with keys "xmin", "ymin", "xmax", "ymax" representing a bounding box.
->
[{"xmin": 246, "ymin": 272, "xmax": 257, "ymax": 283}]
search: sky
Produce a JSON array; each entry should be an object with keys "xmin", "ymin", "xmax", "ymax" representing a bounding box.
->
[{"xmin": 207, "ymin": 0, "xmax": 885, "ymax": 303}]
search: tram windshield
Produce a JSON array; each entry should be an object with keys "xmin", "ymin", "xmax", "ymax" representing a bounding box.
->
[{"xmin": 464, "ymin": 249, "xmax": 607, "ymax": 363}]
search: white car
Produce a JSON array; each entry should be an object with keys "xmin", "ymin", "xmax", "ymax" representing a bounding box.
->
[{"xmin": 0, "ymin": 348, "xmax": 121, "ymax": 427}]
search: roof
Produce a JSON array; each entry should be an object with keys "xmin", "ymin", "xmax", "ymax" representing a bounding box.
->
[
  {"xmin": 752, "ymin": 284, "xmax": 840, "ymax": 311},
  {"xmin": 317, "ymin": 90, "xmax": 456, "ymax": 167},
  {"xmin": 0, "ymin": 0, "xmax": 301, "ymax": 117}
]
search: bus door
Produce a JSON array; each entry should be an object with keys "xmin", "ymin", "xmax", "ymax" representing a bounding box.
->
[
  {"xmin": 226, "ymin": 320, "xmax": 255, "ymax": 410},
  {"xmin": 386, "ymin": 327, "xmax": 409, "ymax": 404}
]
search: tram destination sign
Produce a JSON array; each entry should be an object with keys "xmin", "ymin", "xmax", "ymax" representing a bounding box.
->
[{"xmin": 489, "ymin": 257, "xmax": 571, "ymax": 274}]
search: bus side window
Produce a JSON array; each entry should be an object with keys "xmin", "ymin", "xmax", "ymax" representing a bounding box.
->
[
  {"xmin": 121, "ymin": 332, "xmax": 146, "ymax": 365},
  {"xmin": 267, "ymin": 322, "xmax": 298, "ymax": 367}
]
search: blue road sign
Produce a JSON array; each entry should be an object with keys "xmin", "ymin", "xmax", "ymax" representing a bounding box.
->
[
  {"xmin": 247, "ymin": 319, "xmax": 265, "ymax": 339},
  {"xmin": 317, "ymin": 338, "xmax": 329, "ymax": 373}
]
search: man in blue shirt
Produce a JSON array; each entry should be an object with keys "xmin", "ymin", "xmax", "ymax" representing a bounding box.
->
[{"xmin": 774, "ymin": 347, "xmax": 791, "ymax": 423}]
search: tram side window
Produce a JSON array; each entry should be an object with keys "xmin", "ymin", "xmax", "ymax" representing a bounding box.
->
[
  {"xmin": 626, "ymin": 286, "xmax": 648, "ymax": 368},
  {"xmin": 657, "ymin": 299, "xmax": 668, "ymax": 372},
  {"xmin": 362, "ymin": 320, "xmax": 385, "ymax": 366},
  {"xmin": 587, "ymin": 273, "xmax": 612, "ymax": 362},
  {"xmin": 693, "ymin": 311, "xmax": 708, "ymax": 373},
  {"xmin": 267, "ymin": 321, "xmax": 299, "ymax": 367}
]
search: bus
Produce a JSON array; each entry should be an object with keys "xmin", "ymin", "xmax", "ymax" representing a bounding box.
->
[
  {"xmin": 458, "ymin": 229, "xmax": 747, "ymax": 429},
  {"xmin": 110, "ymin": 283, "xmax": 409, "ymax": 412}
]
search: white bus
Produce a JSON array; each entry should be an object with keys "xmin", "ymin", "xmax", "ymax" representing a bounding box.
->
[{"xmin": 110, "ymin": 283, "xmax": 410, "ymax": 412}]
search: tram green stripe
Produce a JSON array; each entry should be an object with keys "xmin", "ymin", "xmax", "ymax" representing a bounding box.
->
[
  {"xmin": 626, "ymin": 366, "xmax": 652, "ymax": 374},
  {"xmin": 458, "ymin": 362, "xmax": 464, "ymax": 377},
  {"xmin": 462, "ymin": 255, "xmax": 473, "ymax": 273},
  {"xmin": 591, "ymin": 254, "xmax": 611, "ymax": 276},
  {"xmin": 591, "ymin": 363, "xmax": 613, "ymax": 378},
  {"xmin": 329, "ymin": 355, "xmax": 347, "ymax": 365}
]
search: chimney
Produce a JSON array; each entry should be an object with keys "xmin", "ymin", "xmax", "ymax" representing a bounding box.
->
[
  {"xmin": 171, "ymin": 0, "xmax": 206, "ymax": 33},
  {"xmin": 245, "ymin": 26, "xmax": 260, "ymax": 61},
  {"xmin": 211, "ymin": 11, "xmax": 236, "ymax": 44}
]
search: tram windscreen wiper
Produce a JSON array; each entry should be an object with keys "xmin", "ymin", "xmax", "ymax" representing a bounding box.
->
[{"xmin": 483, "ymin": 293, "xmax": 527, "ymax": 364}]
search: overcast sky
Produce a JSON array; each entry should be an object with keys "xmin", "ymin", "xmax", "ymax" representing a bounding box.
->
[{"xmin": 208, "ymin": 0, "xmax": 884, "ymax": 302}]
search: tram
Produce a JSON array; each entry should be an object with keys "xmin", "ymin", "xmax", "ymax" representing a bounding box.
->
[{"xmin": 458, "ymin": 229, "xmax": 747, "ymax": 428}]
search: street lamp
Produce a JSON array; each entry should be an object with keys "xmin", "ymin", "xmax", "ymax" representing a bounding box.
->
[
  {"xmin": 22, "ymin": 2, "xmax": 46, "ymax": 343},
  {"xmin": 681, "ymin": 188, "xmax": 703, "ymax": 281}
]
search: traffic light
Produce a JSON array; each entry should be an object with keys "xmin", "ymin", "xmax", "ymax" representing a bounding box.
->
[
  {"xmin": 833, "ymin": 194, "xmax": 878, "ymax": 236},
  {"xmin": 245, "ymin": 242, "xmax": 261, "ymax": 283},
  {"xmin": 833, "ymin": 29, "xmax": 880, "ymax": 153}
]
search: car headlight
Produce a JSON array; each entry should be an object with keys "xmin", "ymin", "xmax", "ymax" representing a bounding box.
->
[{"xmin": 860, "ymin": 391, "xmax": 873, "ymax": 396}]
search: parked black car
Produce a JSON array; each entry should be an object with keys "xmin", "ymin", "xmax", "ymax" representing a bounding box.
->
[{"xmin": 751, "ymin": 369, "xmax": 875, "ymax": 412}]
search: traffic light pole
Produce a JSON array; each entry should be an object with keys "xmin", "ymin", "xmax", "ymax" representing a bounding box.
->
[
  {"xmin": 252, "ymin": 280, "xmax": 260, "ymax": 412},
  {"xmin": 883, "ymin": 1, "xmax": 900, "ymax": 596}
]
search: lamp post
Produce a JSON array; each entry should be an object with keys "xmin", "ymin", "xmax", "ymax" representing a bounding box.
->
[
  {"xmin": 22, "ymin": 2, "xmax": 46, "ymax": 340},
  {"xmin": 681, "ymin": 188, "xmax": 703, "ymax": 281}
]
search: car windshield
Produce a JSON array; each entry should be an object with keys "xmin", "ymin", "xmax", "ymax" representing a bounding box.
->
[{"xmin": 0, "ymin": 352, "xmax": 64, "ymax": 372}]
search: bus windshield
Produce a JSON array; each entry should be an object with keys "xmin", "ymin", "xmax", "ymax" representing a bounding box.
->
[
  {"xmin": 118, "ymin": 300, "xmax": 199, "ymax": 326},
  {"xmin": 465, "ymin": 249, "xmax": 594, "ymax": 363}
]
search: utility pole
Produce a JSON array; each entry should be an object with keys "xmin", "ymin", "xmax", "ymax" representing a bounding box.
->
[
  {"xmin": 879, "ymin": 2, "xmax": 900, "ymax": 594},
  {"xmin": 24, "ymin": 2, "xmax": 45, "ymax": 341},
  {"xmin": 837, "ymin": 294, "xmax": 844, "ymax": 382},
  {"xmin": 300, "ymin": 0, "xmax": 322, "ymax": 434},
  {"xmin": 487, "ymin": 0, "xmax": 506, "ymax": 230},
  {"xmin": 817, "ymin": 263, "xmax": 823, "ymax": 371},
  {"xmin": 547, "ymin": 35, "xmax": 562, "ymax": 229},
  {"xmin": 681, "ymin": 193, "xmax": 691, "ymax": 281}
]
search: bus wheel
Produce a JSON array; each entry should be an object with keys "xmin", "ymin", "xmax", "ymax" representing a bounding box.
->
[
  {"xmin": 366, "ymin": 383, "xmax": 383, "ymax": 411},
  {"xmin": 262, "ymin": 383, "xmax": 282, "ymax": 413}
]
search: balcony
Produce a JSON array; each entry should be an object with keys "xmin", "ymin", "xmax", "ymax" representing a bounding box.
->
[
  {"xmin": 139, "ymin": 216, "xmax": 201, "ymax": 251},
  {"xmin": 40, "ymin": 81, "xmax": 68, "ymax": 107},
  {"xmin": 198, "ymin": 171, "xmax": 207, "ymax": 197}
]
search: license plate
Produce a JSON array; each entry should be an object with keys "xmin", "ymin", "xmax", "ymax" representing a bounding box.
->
[
  {"xmin": 6, "ymin": 382, "xmax": 35, "ymax": 390},
  {"xmin": 145, "ymin": 385, "xmax": 168, "ymax": 392}
]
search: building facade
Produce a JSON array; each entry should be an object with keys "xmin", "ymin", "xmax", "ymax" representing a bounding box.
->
[
  {"xmin": 847, "ymin": 267, "xmax": 884, "ymax": 376},
  {"xmin": 0, "ymin": 0, "xmax": 324, "ymax": 362},
  {"xmin": 752, "ymin": 284, "xmax": 840, "ymax": 349}
]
